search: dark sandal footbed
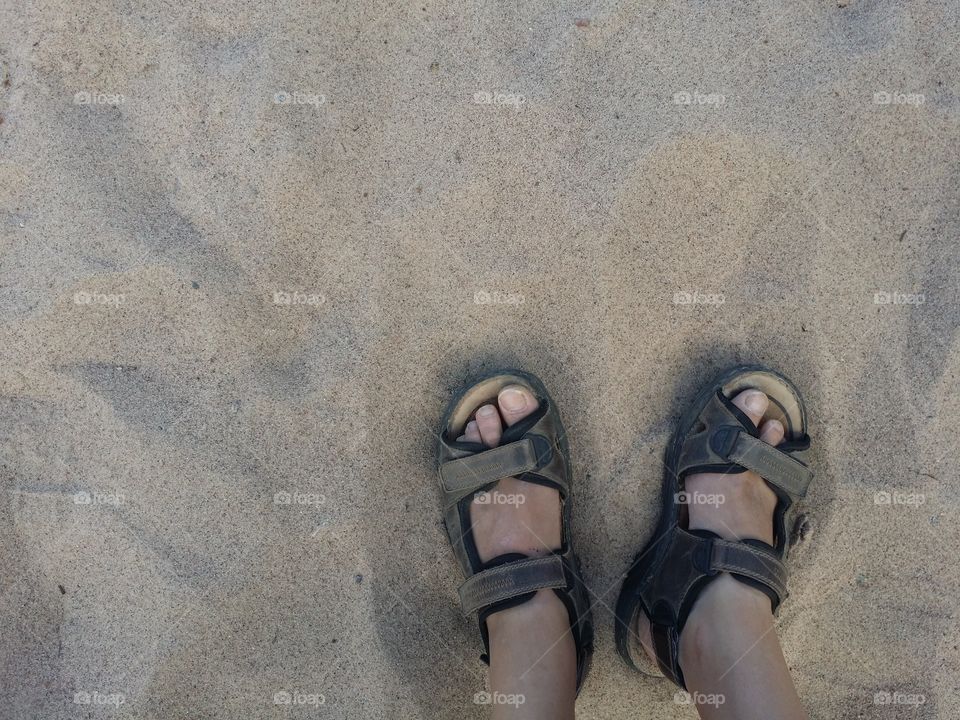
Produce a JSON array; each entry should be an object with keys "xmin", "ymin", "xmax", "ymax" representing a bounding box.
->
[
  {"xmin": 437, "ymin": 368, "xmax": 594, "ymax": 694},
  {"xmin": 614, "ymin": 364, "xmax": 812, "ymax": 688}
]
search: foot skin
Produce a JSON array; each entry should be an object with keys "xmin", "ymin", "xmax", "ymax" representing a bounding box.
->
[
  {"xmin": 457, "ymin": 385, "xmax": 576, "ymax": 720},
  {"xmin": 458, "ymin": 386, "xmax": 562, "ymax": 562},
  {"xmin": 634, "ymin": 388, "xmax": 807, "ymax": 720}
]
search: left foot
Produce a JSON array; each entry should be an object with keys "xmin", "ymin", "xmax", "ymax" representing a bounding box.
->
[
  {"xmin": 454, "ymin": 383, "xmax": 577, "ymax": 718},
  {"xmin": 457, "ymin": 385, "xmax": 562, "ymax": 563}
]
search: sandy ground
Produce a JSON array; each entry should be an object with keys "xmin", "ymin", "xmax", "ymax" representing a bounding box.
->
[{"xmin": 1, "ymin": 1, "xmax": 959, "ymax": 718}]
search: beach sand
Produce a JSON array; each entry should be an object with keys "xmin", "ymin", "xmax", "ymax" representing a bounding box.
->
[{"xmin": 1, "ymin": 2, "xmax": 958, "ymax": 718}]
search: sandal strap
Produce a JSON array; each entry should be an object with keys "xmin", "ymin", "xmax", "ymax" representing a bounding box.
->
[
  {"xmin": 639, "ymin": 529, "xmax": 789, "ymax": 612},
  {"xmin": 440, "ymin": 438, "xmax": 540, "ymax": 495},
  {"xmin": 724, "ymin": 431, "xmax": 812, "ymax": 501},
  {"xmin": 676, "ymin": 391, "xmax": 746, "ymax": 476},
  {"xmin": 710, "ymin": 538, "xmax": 788, "ymax": 602},
  {"xmin": 438, "ymin": 434, "xmax": 567, "ymax": 508},
  {"xmin": 458, "ymin": 555, "xmax": 567, "ymax": 616},
  {"xmin": 641, "ymin": 529, "xmax": 788, "ymax": 686},
  {"xmin": 677, "ymin": 392, "xmax": 812, "ymax": 501}
]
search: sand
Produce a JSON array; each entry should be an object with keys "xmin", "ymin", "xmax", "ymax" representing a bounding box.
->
[{"xmin": 1, "ymin": 1, "xmax": 958, "ymax": 718}]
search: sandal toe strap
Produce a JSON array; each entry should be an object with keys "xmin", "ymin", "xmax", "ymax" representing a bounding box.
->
[
  {"xmin": 677, "ymin": 392, "xmax": 813, "ymax": 502},
  {"xmin": 724, "ymin": 432, "xmax": 812, "ymax": 501},
  {"xmin": 439, "ymin": 435, "xmax": 565, "ymax": 509},
  {"xmin": 458, "ymin": 555, "xmax": 567, "ymax": 616}
]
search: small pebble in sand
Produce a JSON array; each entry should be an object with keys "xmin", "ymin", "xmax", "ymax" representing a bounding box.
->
[{"xmin": 354, "ymin": 574, "xmax": 363, "ymax": 584}]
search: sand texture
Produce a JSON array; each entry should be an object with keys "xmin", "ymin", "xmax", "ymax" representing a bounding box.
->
[{"xmin": 1, "ymin": 1, "xmax": 959, "ymax": 718}]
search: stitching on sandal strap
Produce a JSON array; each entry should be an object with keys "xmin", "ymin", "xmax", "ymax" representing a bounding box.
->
[
  {"xmin": 709, "ymin": 539, "xmax": 789, "ymax": 602},
  {"xmin": 727, "ymin": 432, "xmax": 813, "ymax": 500},
  {"xmin": 458, "ymin": 555, "xmax": 567, "ymax": 616},
  {"xmin": 439, "ymin": 438, "xmax": 540, "ymax": 499}
]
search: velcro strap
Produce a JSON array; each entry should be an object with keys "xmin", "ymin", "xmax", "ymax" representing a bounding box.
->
[
  {"xmin": 458, "ymin": 555, "xmax": 567, "ymax": 616},
  {"xmin": 727, "ymin": 431, "xmax": 812, "ymax": 500},
  {"xmin": 709, "ymin": 539, "xmax": 788, "ymax": 603},
  {"xmin": 439, "ymin": 438, "xmax": 539, "ymax": 498}
]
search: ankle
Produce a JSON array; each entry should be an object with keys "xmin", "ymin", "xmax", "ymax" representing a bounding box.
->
[
  {"xmin": 678, "ymin": 574, "xmax": 773, "ymax": 672},
  {"xmin": 487, "ymin": 589, "xmax": 568, "ymax": 637}
]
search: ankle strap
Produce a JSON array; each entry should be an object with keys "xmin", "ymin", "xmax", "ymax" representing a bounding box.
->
[{"xmin": 458, "ymin": 555, "xmax": 568, "ymax": 615}]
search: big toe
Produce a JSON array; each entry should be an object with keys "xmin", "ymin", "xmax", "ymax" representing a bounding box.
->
[
  {"xmin": 731, "ymin": 388, "xmax": 769, "ymax": 428},
  {"xmin": 497, "ymin": 384, "xmax": 539, "ymax": 426}
]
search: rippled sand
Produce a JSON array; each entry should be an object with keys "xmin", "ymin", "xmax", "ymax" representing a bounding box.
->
[{"xmin": 1, "ymin": 2, "xmax": 958, "ymax": 718}]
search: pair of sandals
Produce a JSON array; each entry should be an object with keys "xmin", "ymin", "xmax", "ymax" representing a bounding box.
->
[{"xmin": 436, "ymin": 365, "xmax": 812, "ymax": 693}]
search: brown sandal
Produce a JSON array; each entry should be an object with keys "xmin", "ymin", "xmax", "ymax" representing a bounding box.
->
[
  {"xmin": 614, "ymin": 364, "xmax": 813, "ymax": 688},
  {"xmin": 436, "ymin": 369, "xmax": 594, "ymax": 693}
]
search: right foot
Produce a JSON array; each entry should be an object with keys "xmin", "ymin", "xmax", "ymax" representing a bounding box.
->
[{"xmin": 634, "ymin": 388, "xmax": 786, "ymax": 669}]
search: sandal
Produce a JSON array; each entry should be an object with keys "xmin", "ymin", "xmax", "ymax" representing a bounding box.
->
[
  {"xmin": 614, "ymin": 364, "xmax": 813, "ymax": 688},
  {"xmin": 436, "ymin": 369, "xmax": 594, "ymax": 693}
]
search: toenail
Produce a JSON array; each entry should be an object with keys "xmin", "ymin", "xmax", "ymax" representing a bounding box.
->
[
  {"xmin": 764, "ymin": 419, "xmax": 784, "ymax": 436},
  {"xmin": 744, "ymin": 390, "xmax": 767, "ymax": 414},
  {"xmin": 476, "ymin": 405, "xmax": 497, "ymax": 418},
  {"xmin": 499, "ymin": 388, "xmax": 528, "ymax": 413}
]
